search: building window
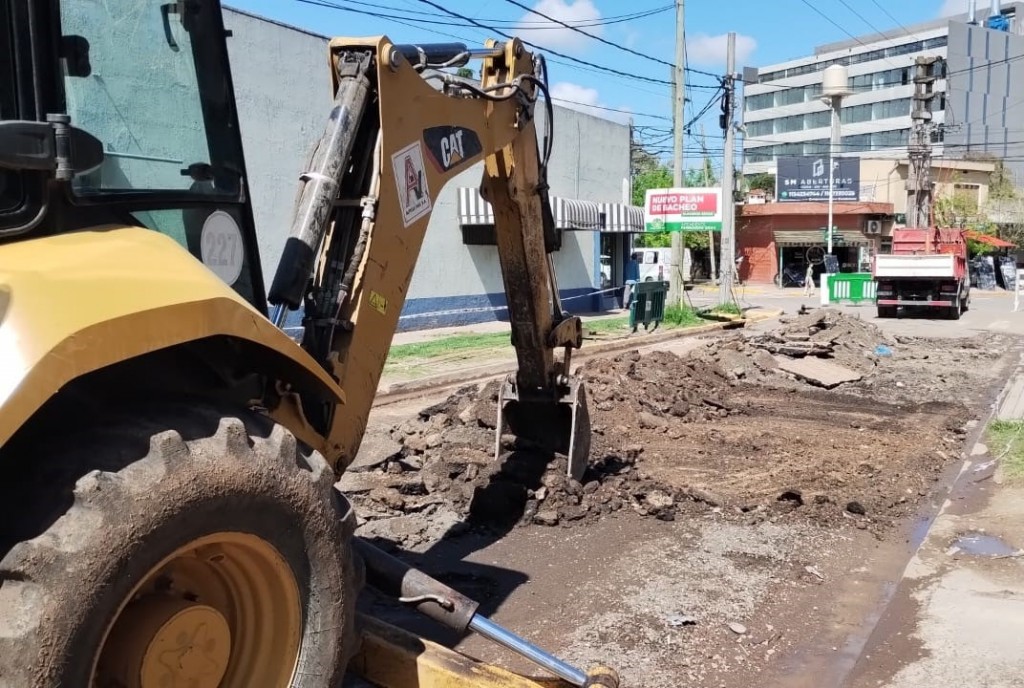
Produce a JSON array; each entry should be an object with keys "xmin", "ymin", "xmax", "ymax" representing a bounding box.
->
[
  {"xmin": 953, "ymin": 183, "xmax": 981, "ymax": 206},
  {"xmin": 746, "ymin": 119, "xmax": 774, "ymax": 136},
  {"xmin": 756, "ymin": 36, "xmax": 947, "ymax": 84}
]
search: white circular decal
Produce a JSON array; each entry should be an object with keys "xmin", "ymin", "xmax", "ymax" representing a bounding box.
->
[{"xmin": 200, "ymin": 211, "xmax": 245, "ymax": 286}]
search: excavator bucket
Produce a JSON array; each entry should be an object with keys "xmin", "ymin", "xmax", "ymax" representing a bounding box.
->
[{"xmin": 494, "ymin": 374, "xmax": 591, "ymax": 482}]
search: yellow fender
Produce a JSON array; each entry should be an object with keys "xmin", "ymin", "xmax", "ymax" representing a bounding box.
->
[{"xmin": 0, "ymin": 225, "xmax": 343, "ymax": 448}]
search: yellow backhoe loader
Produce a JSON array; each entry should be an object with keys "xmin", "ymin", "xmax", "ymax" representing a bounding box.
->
[{"xmin": 0, "ymin": 1, "xmax": 613, "ymax": 687}]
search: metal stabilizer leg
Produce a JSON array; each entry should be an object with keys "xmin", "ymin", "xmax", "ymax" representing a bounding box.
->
[
  {"xmin": 353, "ymin": 538, "xmax": 618, "ymax": 687},
  {"xmin": 495, "ymin": 375, "xmax": 591, "ymax": 482}
]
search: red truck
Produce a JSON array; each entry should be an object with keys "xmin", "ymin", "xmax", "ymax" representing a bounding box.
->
[{"xmin": 873, "ymin": 227, "xmax": 970, "ymax": 320}]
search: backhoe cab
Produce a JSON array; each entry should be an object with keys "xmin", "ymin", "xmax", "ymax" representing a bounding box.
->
[{"xmin": 0, "ymin": 1, "xmax": 606, "ymax": 686}]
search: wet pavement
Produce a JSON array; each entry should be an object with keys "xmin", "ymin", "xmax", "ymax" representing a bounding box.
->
[{"xmin": 844, "ymin": 363, "xmax": 1024, "ymax": 688}]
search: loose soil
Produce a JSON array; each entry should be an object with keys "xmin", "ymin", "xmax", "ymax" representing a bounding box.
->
[{"xmin": 346, "ymin": 309, "xmax": 1016, "ymax": 687}]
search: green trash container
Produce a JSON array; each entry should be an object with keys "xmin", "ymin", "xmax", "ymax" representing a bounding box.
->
[{"xmin": 629, "ymin": 280, "xmax": 667, "ymax": 332}]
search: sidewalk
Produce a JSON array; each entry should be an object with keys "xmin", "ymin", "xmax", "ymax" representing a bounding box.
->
[{"xmin": 847, "ymin": 359, "xmax": 1024, "ymax": 688}]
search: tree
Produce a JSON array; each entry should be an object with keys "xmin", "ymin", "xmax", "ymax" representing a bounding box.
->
[
  {"xmin": 455, "ymin": 67, "xmax": 474, "ymax": 79},
  {"xmin": 934, "ymin": 191, "xmax": 999, "ymax": 257},
  {"xmin": 746, "ymin": 172, "xmax": 776, "ymax": 194}
]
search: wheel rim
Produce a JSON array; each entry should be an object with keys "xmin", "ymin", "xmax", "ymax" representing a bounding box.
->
[{"xmin": 94, "ymin": 533, "xmax": 302, "ymax": 688}]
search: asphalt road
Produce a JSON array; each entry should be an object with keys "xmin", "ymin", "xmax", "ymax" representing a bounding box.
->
[{"xmin": 686, "ymin": 285, "xmax": 1024, "ymax": 338}]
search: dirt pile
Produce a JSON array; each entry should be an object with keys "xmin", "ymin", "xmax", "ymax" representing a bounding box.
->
[
  {"xmin": 582, "ymin": 349, "xmax": 745, "ymax": 424},
  {"xmin": 344, "ymin": 359, "xmax": 745, "ymax": 541},
  {"xmin": 346, "ymin": 310, "xmax": 1002, "ymax": 546},
  {"xmin": 692, "ymin": 308, "xmax": 896, "ymax": 386}
]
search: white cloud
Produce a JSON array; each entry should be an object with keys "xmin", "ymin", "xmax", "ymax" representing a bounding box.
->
[
  {"xmin": 687, "ymin": 33, "xmax": 757, "ymax": 68},
  {"xmin": 549, "ymin": 82, "xmax": 631, "ymax": 124},
  {"xmin": 515, "ymin": 0, "xmax": 602, "ymax": 51}
]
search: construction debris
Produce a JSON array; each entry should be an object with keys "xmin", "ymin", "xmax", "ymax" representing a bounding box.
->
[
  {"xmin": 347, "ymin": 310, "xmax": 1008, "ymax": 548},
  {"xmin": 773, "ymin": 357, "xmax": 863, "ymax": 389}
]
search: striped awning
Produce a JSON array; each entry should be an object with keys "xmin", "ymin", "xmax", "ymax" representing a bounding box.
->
[
  {"xmin": 458, "ymin": 186, "xmax": 494, "ymax": 225},
  {"xmin": 598, "ymin": 202, "xmax": 645, "ymax": 233},
  {"xmin": 773, "ymin": 229, "xmax": 872, "ymax": 247},
  {"xmin": 458, "ymin": 188, "xmax": 624, "ymax": 231},
  {"xmin": 552, "ymin": 197, "xmax": 603, "ymax": 230}
]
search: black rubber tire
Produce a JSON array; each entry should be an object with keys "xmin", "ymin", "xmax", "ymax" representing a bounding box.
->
[
  {"xmin": 0, "ymin": 405, "xmax": 361, "ymax": 688},
  {"xmin": 877, "ymin": 306, "xmax": 897, "ymax": 319}
]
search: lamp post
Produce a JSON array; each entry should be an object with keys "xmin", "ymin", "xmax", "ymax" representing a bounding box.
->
[{"xmin": 821, "ymin": 65, "xmax": 852, "ymax": 256}]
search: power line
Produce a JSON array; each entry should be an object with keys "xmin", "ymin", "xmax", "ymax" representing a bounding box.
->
[
  {"xmin": 834, "ymin": 0, "xmax": 901, "ymax": 42},
  {"xmin": 552, "ymin": 98, "xmax": 671, "ymax": 120},
  {"xmin": 797, "ymin": 0, "xmax": 901, "ymax": 69},
  {"xmin": 500, "ymin": 0, "xmax": 722, "ymax": 80},
  {"xmin": 411, "ymin": 0, "xmax": 674, "ymax": 85},
  {"xmin": 866, "ymin": 0, "xmax": 915, "ymax": 39},
  {"xmin": 683, "ymin": 87, "xmax": 724, "ymax": 134},
  {"xmin": 349, "ymin": 0, "xmax": 674, "ymax": 27},
  {"xmin": 291, "ymin": 0, "xmax": 688, "ymax": 98}
]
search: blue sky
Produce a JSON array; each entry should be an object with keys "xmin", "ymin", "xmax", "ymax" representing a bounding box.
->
[{"xmin": 225, "ymin": 0, "xmax": 973, "ymax": 168}]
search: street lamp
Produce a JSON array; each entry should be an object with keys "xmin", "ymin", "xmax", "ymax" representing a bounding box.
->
[{"xmin": 821, "ymin": 65, "xmax": 852, "ymax": 255}]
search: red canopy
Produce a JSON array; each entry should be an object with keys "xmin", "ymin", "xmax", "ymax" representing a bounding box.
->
[{"xmin": 964, "ymin": 230, "xmax": 1016, "ymax": 248}]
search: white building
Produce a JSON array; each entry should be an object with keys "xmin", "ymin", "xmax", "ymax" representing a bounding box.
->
[{"xmin": 742, "ymin": 2, "xmax": 1024, "ymax": 180}]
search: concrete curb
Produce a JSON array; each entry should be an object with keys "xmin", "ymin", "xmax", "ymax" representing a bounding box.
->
[{"xmin": 374, "ymin": 309, "xmax": 784, "ymax": 405}]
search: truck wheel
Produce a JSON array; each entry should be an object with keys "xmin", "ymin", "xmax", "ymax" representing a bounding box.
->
[
  {"xmin": 948, "ymin": 297, "xmax": 961, "ymax": 320},
  {"xmin": 0, "ymin": 405, "xmax": 360, "ymax": 688},
  {"xmin": 877, "ymin": 306, "xmax": 896, "ymax": 318}
]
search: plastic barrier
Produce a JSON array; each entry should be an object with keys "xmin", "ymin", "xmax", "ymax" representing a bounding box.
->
[{"xmin": 821, "ymin": 273, "xmax": 876, "ymax": 305}]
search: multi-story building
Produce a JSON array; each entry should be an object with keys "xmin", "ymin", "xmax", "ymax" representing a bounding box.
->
[{"xmin": 742, "ymin": 2, "xmax": 1024, "ymax": 182}]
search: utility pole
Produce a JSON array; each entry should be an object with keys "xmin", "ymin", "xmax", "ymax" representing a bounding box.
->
[
  {"xmin": 669, "ymin": 0, "xmax": 685, "ymax": 306},
  {"xmin": 907, "ymin": 56, "xmax": 940, "ymax": 227},
  {"xmin": 821, "ymin": 65, "xmax": 851, "ymax": 255},
  {"xmin": 698, "ymin": 123, "xmax": 718, "ymax": 282},
  {"xmin": 718, "ymin": 32, "xmax": 736, "ymax": 306}
]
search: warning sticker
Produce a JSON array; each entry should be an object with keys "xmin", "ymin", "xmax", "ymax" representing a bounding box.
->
[
  {"xmin": 391, "ymin": 141, "xmax": 432, "ymax": 227},
  {"xmin": 369, "ymin": 290, "xmax": 388, "ymax": 315}
]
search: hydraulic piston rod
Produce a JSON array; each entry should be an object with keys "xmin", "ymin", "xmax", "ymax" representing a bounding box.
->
[{"xmin": 353, "ymin": 538, "xmax": 617, "ymax": 687}]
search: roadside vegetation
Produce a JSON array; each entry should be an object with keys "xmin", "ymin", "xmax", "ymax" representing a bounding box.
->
[
  {"xmin": 986, "ymin": 419, "xmax": 1024, "ymax": 480},
  {"xmin": 385, "ymin": 311, "xmax": 705, "ymax": 371}
]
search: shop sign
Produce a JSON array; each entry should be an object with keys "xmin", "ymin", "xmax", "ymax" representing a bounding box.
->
[
  {"xmin": 777, "ymin": 156, "xmax": 860, "ymax": 202},
  {"xmin": 644, "ymin": 187, "xmax": 723, "ymax": 232}
]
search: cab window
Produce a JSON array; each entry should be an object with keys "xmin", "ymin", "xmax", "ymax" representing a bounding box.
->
[{"xmin": 59, "ymin": 0, "xmax": 241, "ymax": 197}]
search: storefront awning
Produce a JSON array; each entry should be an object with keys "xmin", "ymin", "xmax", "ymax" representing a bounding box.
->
[
  {"xmin": 458, "ymin": 188, "xmax": 621, "ymax": 231},
  {"xmin": 458, "ymin": 186, "xmax": 494, "ymax": 225},
  {"xmin": 773, "ymin": 229, "xmax": 872, "ymax": 247},
  {"xmin": 552, "ymin": 197, "xmax": 603, "ymax": 230},
  {"xmin": 598, "ymin": 202, "xmax": 645, "ymax": 233}
]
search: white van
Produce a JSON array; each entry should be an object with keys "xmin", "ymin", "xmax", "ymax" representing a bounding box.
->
[{"xmin": 632, "ymin": 248, "xmax": 691, "ymax": 282}]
